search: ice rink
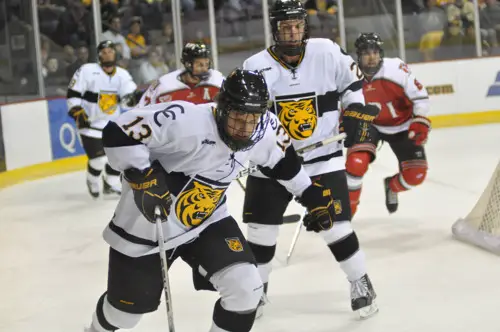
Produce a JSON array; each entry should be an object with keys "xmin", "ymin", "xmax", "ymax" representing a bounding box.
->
[{"xmin": 2, "ymin": 123, "xmax": 500, "ymax": 332}]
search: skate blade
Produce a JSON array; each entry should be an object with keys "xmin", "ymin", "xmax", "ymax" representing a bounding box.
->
[
  {"xmin": 255, "ymin": 305, "xmax": 264, "ymax": 319},
  {"xmin": 356, "ymin": 302, "xmax": 379, "ymax": 319}
]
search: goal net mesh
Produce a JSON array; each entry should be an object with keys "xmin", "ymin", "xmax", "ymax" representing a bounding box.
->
[{"xmin": 452, "ymin": 161, "xmax": 500, "ymax": 254}]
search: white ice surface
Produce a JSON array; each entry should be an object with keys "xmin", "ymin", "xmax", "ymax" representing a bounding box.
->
[{"xmin": 1, "ymin": 124, "xmax": 500, "ymax": 332}]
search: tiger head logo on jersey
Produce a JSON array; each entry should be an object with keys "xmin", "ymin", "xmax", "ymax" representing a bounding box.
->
[
  {"xmin": 98, "ymin": 91, "xmax": 118, "ymax": 114},
  {"xmin": 276, "ymin": 94, "xmax": 318, "ymax": 140},
  {"xmin": 175, "ymin": 180, "xmax": 226, "ymax": 228}
]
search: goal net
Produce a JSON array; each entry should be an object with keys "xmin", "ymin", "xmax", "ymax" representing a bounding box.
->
[{"xmin": 452, "ymin": 160, "xmax": 500, "ymax": 255}]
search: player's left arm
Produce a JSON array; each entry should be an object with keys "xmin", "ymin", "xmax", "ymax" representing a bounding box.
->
[
  {"xmin": 250, "ymin": 114, "xmax": 338, "ymax": 233},
  {"xmin": 118, "ymin": 69, "xmax": 143, "ymax": 109},
  {"xmin": 335, "ymin": 47, "xmax": 379, "ymax": 147},
  {"xmin": 401, "ymin": 62, "xmax": 431, "ymax": 145}
]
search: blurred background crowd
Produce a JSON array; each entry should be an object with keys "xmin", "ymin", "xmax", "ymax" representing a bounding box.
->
[{"xmin": 0, "ymin": 0, "xmax": 499, "ymax": 103}]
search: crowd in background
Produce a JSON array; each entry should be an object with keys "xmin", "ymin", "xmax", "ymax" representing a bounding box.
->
[{"xmin": 1, "ymin": 0, "xmax": 499, "ymax": 100}]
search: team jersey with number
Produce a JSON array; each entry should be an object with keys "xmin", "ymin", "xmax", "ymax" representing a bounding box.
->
[
  {"xmin": 361, "ymin": 58, "xmax": 430, "ymax": 135},
  {"xmin": 66, "ymin": 63, "xmax": 137, "ymax": 138},
  {"xmin": 243, "ymin": 38, "xmax": 365, "ymax": 176},
  {"xmin": 137, "ymin": 69, "xmax": 224, "ymax": 106},
  {"xmin": 102, "ymin": 101, "xmax": 312, "ymax": 257}
]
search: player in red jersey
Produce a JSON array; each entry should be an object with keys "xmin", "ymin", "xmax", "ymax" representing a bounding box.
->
[
  {"xmin": 346, "ymin": 33, "xmax": 431, "ymax": 215},
  {"xmin": 138, "ymin": 42, "xmax": 224, "ymax": 106}
]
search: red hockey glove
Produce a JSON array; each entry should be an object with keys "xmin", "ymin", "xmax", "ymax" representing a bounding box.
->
[{"xmin": 408, "ymin": 116, "xmax": 431, "ymax": 145}]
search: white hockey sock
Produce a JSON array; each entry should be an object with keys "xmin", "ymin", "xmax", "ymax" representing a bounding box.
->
[
  {"xmin": 339, "ymin": 249, "xmax": 366, "ymax": 282},
  {"xmin": 321, "ymin": 222, "xmax": 367, "ymax": 282}
]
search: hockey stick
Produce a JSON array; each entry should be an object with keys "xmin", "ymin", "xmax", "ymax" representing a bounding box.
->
[
  {"xmin": 235, "ymin": 133, "xmax": 346, "ymax": 225},
  {"xmin": 154, "ymin": 206, "xmax": 176, "ymax": 332},
  {"xmin": 295, "ymin": 132, "xmax": 346, "ymax": 155},
  {"xmin": 285, "ymin": 133, "xmax": 347, "ymax": 263},
  {"xmin": 286, "ymin": 212, "xmax": 305, "ymax": 265},
  {"xmin": 236, "ymin": 178, "xmax": 301, "ymax": 224},
  {"xmin": 235, "ymin": 132, "xmax": 346, "ymax": 179}
]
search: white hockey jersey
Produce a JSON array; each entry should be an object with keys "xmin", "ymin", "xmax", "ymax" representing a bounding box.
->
[
  {"xmin": 243, "ymin": 38, "xmax": 365, "ymax": 176},
  {"xmin": 102, "ymin": 101, "xmax": 312, "ymax": 257},
  {"xmin": 360, "ymin": 58, "xmax": 430, "ymax": 135},
  {"xmin": 137, "ymin": 69, "xmax": 224, "ymax": 106},
  {"xmin": 67, "ymin": 63, "xmax": 137, "ymax": 138}
]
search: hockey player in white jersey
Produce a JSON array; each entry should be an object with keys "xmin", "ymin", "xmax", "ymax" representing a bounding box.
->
[
  {"xmin": 138, "ymin": 42, "xmax": 224, "ymax": 106},
  {"xmin": 84, "ymin": 69, "xmax": 343, "ymax": 332},
  {"xmin": 241, "ymin": 0, "xmax": 379, "ymax": 319},
  {"xmin": 67, "ymin": 40, "xmax": 141, "ymax": 198}
]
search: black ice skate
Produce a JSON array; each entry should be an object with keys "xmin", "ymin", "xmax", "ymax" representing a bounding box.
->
[
  {"xmin": 86, "ymin": 179, "xmax": 100, "ymax": 198},
  {"xmin": 384, "ymin": 177, "xmax": 398, "ymax": 213},
  {"xmin": 350, "ymin": 274, "xmax": 378, "ymax": 319},
  {"xmin": 103, "ymin": 178, "xmax": 121, "ymax": 196}
]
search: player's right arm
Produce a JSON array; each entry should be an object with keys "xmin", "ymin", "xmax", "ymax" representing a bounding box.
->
[
  {"xmin": 332, "ymin": 44, "xmax": 379, "ymax": 147},
  {"xmin": 102, "ymin": 104, "xmax": 183, "ymax": 221},
  {"xmin": 250, "ymin": 113, "xmax": 340, "ymax": 233},
  {"xmin": 66, "ymin": 65, "xmax": 89, "ymax": 129}
]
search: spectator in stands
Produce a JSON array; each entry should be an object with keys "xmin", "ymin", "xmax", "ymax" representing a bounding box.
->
[
  {"xmin": 447, "ymin": 0, "xmax": 475, "ymax": 38},
  {"xmin": 66, "ymin": 43, "xmax": 89, "ymax": 79},
  {"xmin": 126, "ymin": 16, "xmax": 148, "ymax": 59},
  {"xmin": 155, "ymin": 22, "xmax": 176, "ymax": 70},
  {"xmin": 419, "ymin": 0, "xmax": 447, "ymax": 61},
  {"xmin": 100, "ymin": 0, "xmax": 119, "ymax": 32},
  {"xmin": 436, "ymin": 0, "xmax": 454, "ymax": 6},
  {"xmin": 304, "ymin": 0, "xmax": 337, "ymax": 34},
  {"xmin": 480, "ymin": 0, "xmax": 500, "ymax": 52},
  {"xmin": 52, "ymin": 0, "xmax": 91, "ymax": 47},
  {"xmin": 62, "ymin": 45, "xmax": 76, "ymax": 69},
  {"xmin": 137, "ymin": 47, "xmax": 169, "ymax": 84},
  {"xmin": 37, "ymin": 0, "xmax": 65, "ymax": 37},
  {"xmin": 102, "ymin": 15, "xmax": 131, "ymax": 68}
]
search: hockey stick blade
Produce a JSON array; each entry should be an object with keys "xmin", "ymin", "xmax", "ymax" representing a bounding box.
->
[
  {"xmin": 283, "ymin": 214, "xmax": 301, "ymax": 224},
  {"xmin": 286, "ymin": 218, "xmax": 304, "ymax": 265}
]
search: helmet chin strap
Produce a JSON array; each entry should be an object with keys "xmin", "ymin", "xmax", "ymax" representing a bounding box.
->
[
  {"xmin": 275, "ymin": 37, "xmax": 305, "ymax": 57},
  {"xmin": 101, "ymin": 61, "xmax": 116, "ymax": 68}
]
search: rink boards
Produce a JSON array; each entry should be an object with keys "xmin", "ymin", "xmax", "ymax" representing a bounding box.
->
[{"xmin": 0, "ymin": 56, "xmax": 500, "ymax": 188}]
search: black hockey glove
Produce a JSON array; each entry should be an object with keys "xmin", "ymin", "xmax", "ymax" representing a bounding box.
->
[
  {"xmin": 123, "ymin": 161, "xmax": 172, "ymax": 223},
  {"xmin": 122, "ymin": 90, "xmax": 145, "ymax": 108},
  {"xmin": 68, "ymin": 106, "xmax": 90, "ymax": 129},
  {"xmin": 296, "ymin": 183, "xmax": 336, "ymax": 233},
  {"xmin": 341, "ymin": 104, "xmax": 379, "ymax": 148}
]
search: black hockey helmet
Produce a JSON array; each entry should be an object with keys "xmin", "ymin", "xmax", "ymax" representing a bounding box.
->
[
  {"xmin": 354, "ymin": 32, "xmax": 384, "ymax": 76},
  {"xmin": 181, "ymin": 42, "xmax": 211, "ymax": 80},
  {"xmin": 97, "ymin": 40, "xmax": 117, "ymax": 68},
  {"xmin": 215, "ymin": 68, "xmax": 270, "ymax": 152},
  {"xmin": 270, "ymin": 0, "xmax": 309, "ymax": 57}
]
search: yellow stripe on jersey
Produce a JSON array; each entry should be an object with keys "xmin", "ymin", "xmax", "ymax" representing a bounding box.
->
[{"xmin": 266, "ymin": 46, "xmax": 305, "ymax": 70}]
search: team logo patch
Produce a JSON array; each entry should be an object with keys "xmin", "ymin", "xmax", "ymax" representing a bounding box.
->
[
  {"xmin": 175, "ymin": 180, "xmax": 226, "ymax": 227},
  {"xmin": 275, "ymin": 92, "xmax": 318, "ymax": 140},
  {"xmin": 225, "ymin": 237, "xmax": 243, "ymax": 252},
  {"xmin": 98, "ymin": 91, "xmax": 118, "ymax": 114},
  {"xmin": 333, "ymin": 200, "xmax": 342, "ymax": 215}
]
